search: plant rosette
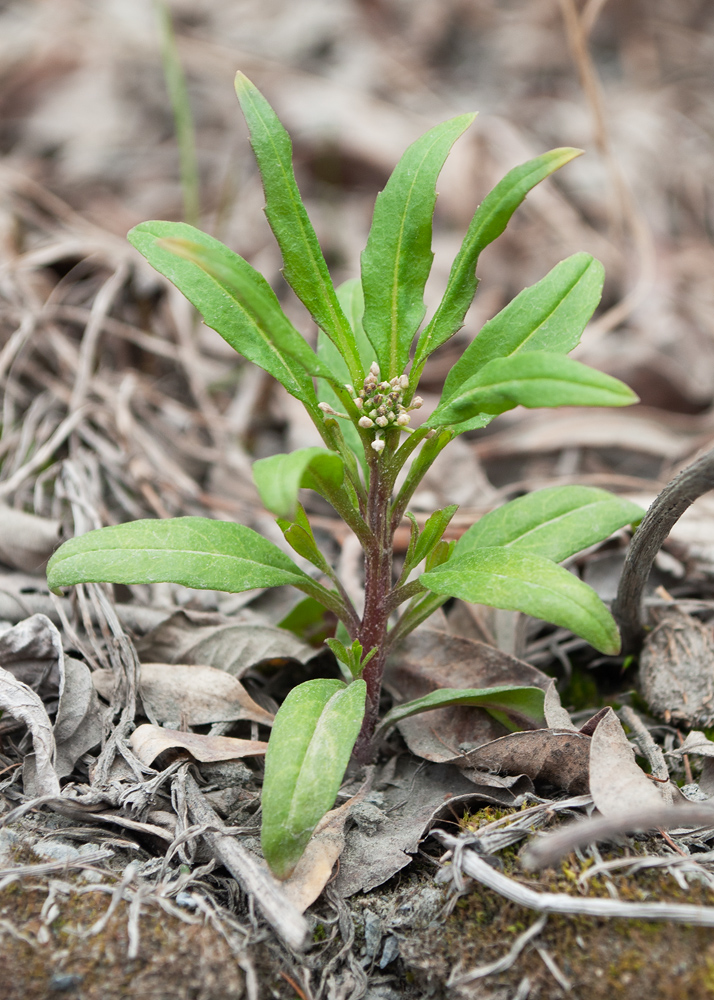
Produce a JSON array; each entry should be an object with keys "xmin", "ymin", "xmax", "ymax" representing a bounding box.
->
[{"xmin": 47, "ymin": 73, "xmax": 644, "ymax": 880}]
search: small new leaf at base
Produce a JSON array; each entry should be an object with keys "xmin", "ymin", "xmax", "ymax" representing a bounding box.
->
[
  {"xmin": 261, "ymin": 678, "xmax": 366, "ymax": 880},
  {"xmin": 378, "ymin": 684, "xmax": 546, "ymax": 737},
  {"xmin": 421, "ymin": 547, "xmax": 620, "ymax": 653}
]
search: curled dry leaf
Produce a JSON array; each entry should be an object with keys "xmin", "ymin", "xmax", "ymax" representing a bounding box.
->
[
  {"xmin": 639, "ymin": 608, "xmax": 714, "ymax": 727},
  {"xmin": 588, "ymin": 707, "xmax": 666, "ymax": 818},
  {"xmin": 136, "ymin": 609, "xmax": 315, "ymax": 678},
  {"xmin": 281, "ymin": 795, "xmax": 358, "ymax": 913},
  {"xmin": 54, "ymin": 657, "xmax": 104, "ymax": 778},
  {"xmin": 449, "ymin": 728, "xmax": 593, "ymax": 795},
  {"xmin": 384, "ymin": 629, "xmax": 551, "ymax": 762},
  {"xmin": 543, "ymin": 679, "xmax": 577, "ymax": 730},
  {"xmin": 129, "ymin": 724, "xmax": 268, "ymax": 767},
  {"xmin": 0, "ymin": 665, "xmax": 60, "ymax": 797},
  {"xmin": 333, "ymin": 757, "xmax": 532, "ymax": 897},
  {"xmin": 93, "ymin": 662, "xmax": 274, "ymax": 727},
  {"xmin": 0, "ymin": 613, "xmax": 65, "ymax": 708}
]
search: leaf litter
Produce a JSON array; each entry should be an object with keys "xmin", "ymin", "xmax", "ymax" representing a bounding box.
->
[{"xmin": 4, "ymin": 1, "xmax": 714, "ymax": 997}]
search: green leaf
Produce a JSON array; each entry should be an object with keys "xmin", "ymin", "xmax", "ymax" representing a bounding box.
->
[
  {"xmin": 253, "ymin": 448, "xmax": 344, "ymax": 520},
  {"xmin": 378, "ymin": 684, "xmax": 545, "ymax": 736},
  {"xmin": 234, "ymin": 72, "xmax": 361, "ymax": 380},
  {"xmin": 428, "ymin": 352, "xmax": 638, "ymax": 427},
  {"xmin": 278, "ymin": 596, "xmax": 334, "ymax": 645},
  {"xmin": 261, "ymin": 678, "xmax": 366, "ymax": 879},
  {"xmin": 361, "ymin": 114, "xmax": 475, "ymax": 378},
  {"xmin": 335, "ymin": 278, "xmax": 376, "ymax": 373},
  {"xmin": 128, "ymin": 222, "xmax": 324, "ymax": 418},
  {"xmin": 414, "ymin": 147, "xmax": 582, "ymax": 366},
  {"xmin": 405, "ymin": 504, "xmax": 458, "ymax": 573},
  {"xmin": 421, "ymin": 547, "xmax": 620, "ymax": 653},
  {"xmin": 456, "ymin": 486, "xmax": 645, "ymax": 564},
  {"xmin": 277, "ymin": 505, "xmax": 332, "ymax": 575},
  {"xmin": 316, "ymin": 280, "xmax": 378, "ymax": 477},
  {"xmin": 425, "ymin": 538, "xmax": 455, "ymax": 572},
  {"xmin": 442, "ymin": 253, "xmax": 605, "ymax": 399},
  {"xmin": 47, "ymin": 517, "xmax": 312, "ymax": 594}
]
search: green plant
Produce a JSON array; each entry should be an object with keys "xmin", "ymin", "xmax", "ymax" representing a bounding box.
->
[{"xmin": 47, "ymin": 73, "xmax": 644, "ymax": 880}]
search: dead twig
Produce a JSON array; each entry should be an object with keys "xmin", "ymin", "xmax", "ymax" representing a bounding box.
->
[
  {"xmin": 436, "ymin": 829, "xmax": 714, "ymax": 926},
  {"xmin": 182, "ymin": 770, "xmax": 308, "ymax": 952},
  {"xmin": 613, "ymin": 447, "xmax": 714, "ymax": 652}
]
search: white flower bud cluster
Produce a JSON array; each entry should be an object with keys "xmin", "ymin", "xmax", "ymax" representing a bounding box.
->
[{"xmin": 352, "ymin": 363, "xmax": 422, "ymax": 442}]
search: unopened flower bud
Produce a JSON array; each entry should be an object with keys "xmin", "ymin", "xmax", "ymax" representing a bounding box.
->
[
  {"xmin": 396, "ymin": 413, "xmax": 410, "ymax": 426},
  {"xmin": 358, "ymin": 416, "xmax": 375, "ymax": 428},
  {"xmin": 318, "ymin": 402, "xmax": 346, "ymax": 417},
  {"xmin": 354, "ymin": 397, "xmax": 363, "ymax": 409},
  {"xmin": 369, "ymin": 409, "xmax": 378, "ymax": 419},
  {"xmin": 375, "ymin": 415, "xmax": 389, "ymax": 427},
  {"xmin": 386, "ymin": 411, "xmax": 395, "ymax": 422},
  {"xmin": 399, "ymin": 374, "xmax": 410, "ymax": 389},
  {"xmin": 379, "ymin": 381, "xmax": 391, "ymax": 391},
  {"xmin": 369, "ymin": 362, "xmax": 380, "ymax": 377},
  {"xmin": 371, "ymin": 438, "xmax": 385, "ymax": 454},
  {"xmin": 344, "ymin": 384, "xmax": 355, "ymax": 395},
  {"xmin": 409, "ymin": 396, "xmax": 424, "ymax": 410}
]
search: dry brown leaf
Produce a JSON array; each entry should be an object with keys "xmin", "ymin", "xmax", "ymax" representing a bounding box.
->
[
  {"xmin": 0, "ymin": 613, "xmax": 65, "ymax": 708},
  {"xmin": 450, "ymin": 729, "xmax": 592, "ymax": 795},
  {"xmin": 129, "ymin": 724, "xmax": 268, "ymax": 767},
  {"xmin": 543, "ymin": 680, "xmax": 577, "ymax": 730},
  {"xmin": 0, "ymin": 505, "xmax": 60, "ymax": 572},
  {"xmin": 383, "ymin": 629, "xmax": 550, "ymax": 762},
  {"xmin": 639, "ymin": 608, "xmax": 714, "ymax": 727},
  {"xmin": 588, "ymin": 708, "xmax": 665, "ymax": 818},
  {"xmin": 136, "ymin": 609, "xmax": 315, "ymax": 678},
  {"xmin": 333, "ymin": 757, "xmax": 531, "ymax": 897},
  {"xmin": 281, "ymin": 797, "xmax": 354, "ymax": 913},
  {"xmin": 0, "ymin": 664, "xmax": 59, "ymax": 797},
  {"xmin": 54, "ymin": 656, "xmax": 104, "ymax": 778},
  {"xmin": 93, "ymin": 662, "xmax": 274, "ymax": 727}
]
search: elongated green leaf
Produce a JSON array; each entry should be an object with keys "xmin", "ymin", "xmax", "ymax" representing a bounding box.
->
[
  {"xmin": 442, "ymin": 253, "xmax": 604, "ymax": 399},
  {"xmin": 234, "ymin": 73, "xmax": 361, "ymax": 379},
  {"xmin": 361, "ymin": 114, "xmax": 475, "ymax": 378},
  {"xmin": 314, "ymin": 282, "xmax": 375, "ymax": 479},
  {"xmin": 261, "ymin": 678, "xmax": 366, "ymax": 879},
  {"xmin": 378, "ymin": 684, "xmax": 545, "ymax": 736},
  {"xmin": 277, "ymin": 506, "xmax": 332, "ymax": 575},
  {"xmin": 414, "ymin": 147, "xmax": 582, "ymax": 366},
  {"xmin": 253, "ymin": 448, "xmax": 344, "ymax": 520},
  {"xmin": 404, "ymin": 504, "xmax": 458, "ymax": 574},
  {"xmin": 47, "ymin": 517, "xmax": 311, "ymax": 593},
  {"xmin": 336, "ymin": 278, "xmax": 376, "ymax": 373},
  {"xmin": 456, "ymin": 486, "xmax": 645, "ymax": 564},
  {"xmin": 428, "ymin": 352, "xmax": 638, "ymax": 427},
  {"xmin": 421, "ymin": 547, "xmax": 620, "ymax": 653},
  {"xmin": 128, "ymin": 222, "xmax": 322, "ymax": 417}
]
